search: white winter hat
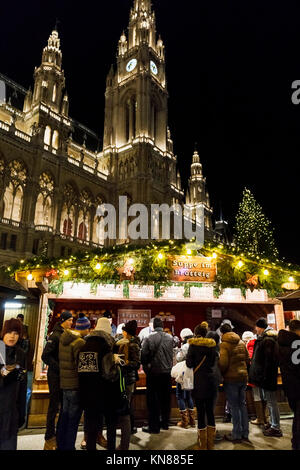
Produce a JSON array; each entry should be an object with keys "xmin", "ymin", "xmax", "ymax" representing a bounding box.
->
[
  {"xmin": 221, "ymin": 319, "xmax": 234, "ymax": 329},
  {"xmin": 180, "ymin": 328, "xmax": 193, "ymax": 340},
  {"xmin": 242, "ymin": 331, "xmax": 255, "ymax": 342},
  {"xmin": 95, "ymin": 317, "xmax": 112, "ymax": 335},
  {"xmin": 116, "ymin": 323, "xmax": 125, "ymax": 335}
]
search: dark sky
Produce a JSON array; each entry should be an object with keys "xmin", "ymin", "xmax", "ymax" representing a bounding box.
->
[{"xmin": 1, "ymin": 0, "xmax": 299, "ymax": 263}]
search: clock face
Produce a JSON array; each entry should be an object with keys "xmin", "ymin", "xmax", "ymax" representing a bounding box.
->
[
  {"xmin": 150, "ymin": 60, "xmax": 158, "ymax": 75},
  {"xmin": 126, "ymin": 59, "xmax": 137, "ymax": 72}
]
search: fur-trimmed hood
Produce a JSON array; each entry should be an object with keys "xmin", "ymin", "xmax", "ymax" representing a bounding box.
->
[
  {"xmin": 221, "ymin": 332, "xmax": 241, "ymax": 345},
  {"xmin": 88, "ymin": 329, "xmax": 115, "ymax": 348},
  {"xmin": 262, "ymin": 327, "xmax": 278, "ymax": 338},
  {"xmin": 60, "ymin": 329, "xmax": 81, "ymax": 346},
  {"xmin": 188, "ymin": 337, "xmax": 216, "ymax": 348},
  {"xmin": 115, "ymin": 337, "xmax": 129, "ymax": 346}
]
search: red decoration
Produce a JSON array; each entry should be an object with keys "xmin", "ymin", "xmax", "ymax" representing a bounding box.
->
[
  {"xmin": 245, "ymin": 273, "xmax": 259, "ymax": 291},
  {"xmin": 45, "ymin": 269, "xmax": 58, "ymax": 280}
]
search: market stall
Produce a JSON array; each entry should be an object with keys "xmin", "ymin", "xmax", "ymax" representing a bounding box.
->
[{"xmin": 9, "ymin": 240, "xmax": 299, "ymax": 427}]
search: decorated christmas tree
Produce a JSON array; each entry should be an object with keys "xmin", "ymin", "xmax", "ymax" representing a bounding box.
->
[{"xmin": 234, "ymin": 188, "xmax": 279, "ymax": 260}]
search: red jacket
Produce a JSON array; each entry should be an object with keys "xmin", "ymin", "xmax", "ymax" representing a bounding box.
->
[{"xmin": 247, "ymin": 339, "xmax": 256, "ymax": 359}]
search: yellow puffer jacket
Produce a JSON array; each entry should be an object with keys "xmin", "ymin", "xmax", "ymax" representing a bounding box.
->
[{"xmin": 219, "ymin": 332, "xmax": 250, "ymax": 383}]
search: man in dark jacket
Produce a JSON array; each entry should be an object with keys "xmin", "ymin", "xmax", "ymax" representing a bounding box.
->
[
  {"xmin": 278, "ymin": 320, "xmax": 300, "ymax": 449},
  {"xmin": 141, "ymin": 317, "xmax": 173, "ymax": 434},
  {"xmin": 56, "ymin": 315, "xmax": 89, "ymax": 450},
  {"xmin": 78, "ymin": 317, "xmax": 121, "ymax": 451},
  {"xmin": 249, "ymin": 317, "xmax": 282, "ymax": 437},
  {"xmin": 41, "ymin": 311, "xmax": 73, "ymax": 450}
]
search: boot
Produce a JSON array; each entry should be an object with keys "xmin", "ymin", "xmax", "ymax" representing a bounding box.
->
[
  {"xmin": 177, "ymin": 410, "xmax": 189, "ymax": 429},
  {"xmin": 187, "ymin": 409, "xmax": 196, "ymax": 428},
  {"xmin": 262, "ymin": 401, "xmax": 271, "ymax": 429},
  {"xmin": 207, "ymin": 426, "xmax": 216, "ymax": 450},
  {"xmin": 96, "ymin": 432, "xmax": 107, "ymax": 448},
  {"xmin": 251, "ymin": 401, "xmax": 265, "ymax": 425},
  {"xmin": 43, "ymin": 437, "xmax": 57, "ymax": 450},
  {"xmin": 80, "ymin": 433, "xmax": 87, "ymax": 450},
  {"xmin": 197, "ymin": 428, "xmax": 207, "ymax": 450}
]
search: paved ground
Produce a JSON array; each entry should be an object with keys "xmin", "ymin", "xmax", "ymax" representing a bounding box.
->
[{"xmin": 18, "ymin": 418, "xmax": 293, "ymax": 451}]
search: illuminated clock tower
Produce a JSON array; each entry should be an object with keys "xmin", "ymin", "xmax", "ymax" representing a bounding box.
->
[{"xmin": 102, "ymin": 0, "xmax": 183, "ymax": 210}]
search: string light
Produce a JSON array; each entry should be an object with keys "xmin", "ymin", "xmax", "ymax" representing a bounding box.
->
[
  {"xmin": 63, "ymin": 269, "xmax": 69, "ymax": 276},
  {"xmin": 237, "ymin": 260, "xmax": 244, "ymax": 268},
  {"xmin": 27, "ymin": 273, "xmax": 33, "ymax": 281},
  {"xmin": 95, "ymin": 263, "xmax": 101, "ymax": 270},
  {"xmin": 289, "ymin": 276, "xmax": 294, "ymax": 283},
  {"xmin": 157, "ymin": 253, "xmax": 164, "ymax": 260},
  {"xmin": 263, "ymin": 269, "xmax": 269, "ymax": 276}
]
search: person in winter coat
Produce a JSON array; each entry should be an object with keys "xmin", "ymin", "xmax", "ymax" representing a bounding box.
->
[
  {"xmin": 0, "ymin": 319, "xmax": 27, "ymax": 450},
  {"xmin": 278, "ymin": 319, "xmax": 300, "ymax": 449},
  {"xmin": 78, "ymin": 317, "xmax": 123, "ymax": 451},
  {"xmin": 115, "ymin": 320, "xmax": 141, "ymax": 449},
  {"xmin": 219, "ymin": 323, "xmax": 250, "ymax": 443},
  {"xmin": 138, "ymin": 318, "xmax": 154, "ymax": 345},
  {"xmin": 41, "ymin": 311, "xmax": 73, "ymax": 450},
  {"xmin": 141, "ymin": 317, "xmax": 174, "ymax": 434},
  {"xmin": 206, "ymin": 330, "xmax": 223, "ymax": 442},
  {"xmin": 249, "ymin": 317, "xmax": 282, "ymax": 437},
  {"xmin": 56, "ymin": 314, "xmax": 90, "ymax": 450},
  {"xmin": 186, "ymin": 322, "xmax": 217, "ymax": 450},
  {"xmin": 175, "ymin": 328, "xmax": 195, "ymax": 429},
  {"xmin": 242, "ymin": 331, "xmax": 269, "ymax": 428}
]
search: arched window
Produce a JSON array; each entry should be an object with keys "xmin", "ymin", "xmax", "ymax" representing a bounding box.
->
[
  {"xmin": 3, "ymin": 160, "xmax": 27, "ymax": 222},
  {"xmin": 78, "ymin": 221, "xmax": 88, "ymax": 240},
  {"xmin": 44, "ymin": 126, "xmax": 51, "ymax": 145},
  {"xmin": 63, "ymin": 217, "xmax": 73, "ymax": 236},
  {"xmin": 125, "ymin": 96, "xmax": 137, "ymax": 142},
  {"xmin": 34, "ymin": 173, "xmax": 54, "ymax": 227},
  {"xmin": 125, "ymin": 100, "xmax": 130, "ymax": 142},
  {"xmin": 52, "ymin": 130, "xmax": 59, "ymax": 149},
  {"xmin": 52, "ymin": 83, "xmax": 57, "ymax": 103}
]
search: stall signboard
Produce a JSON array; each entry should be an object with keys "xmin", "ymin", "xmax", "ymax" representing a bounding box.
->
[
  {"xmin": 129, "ymin": 285, "xmax": 154, "ymax": 299},
  {"xmin": 190, "ymin": 286, "xmax": 214, "ymax": 300},
  {"xmin": 246, "ymin": 289, "xmax": 268, "ymax": 302},
  {"xmin": 97, "ymin": 284, "xmax": 123, "ymax": 299},
  {"xmin": 118, "ymin": 309, "xmax": 151, "ymax": 328},
  {"xmin": 169, "ymin": 256, "xmax": 217, "ymax": 283},
  {"xmin": 162, "ymin": 285, "xmax": 185, "ymax": 300}
]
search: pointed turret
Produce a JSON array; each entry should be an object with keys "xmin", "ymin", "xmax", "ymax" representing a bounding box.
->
[
  {"xmin": 186, "ymin": 147, "xmax": 213, "ymax": 231},
  {"xmin": 31, "ymin": 28, "xmax": 66, "ymax": 113}
]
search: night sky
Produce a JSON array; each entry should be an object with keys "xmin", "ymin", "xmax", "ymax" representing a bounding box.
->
[{"xmin": 1, "ymin": 0, "xmax": 299, "ymax": 263}]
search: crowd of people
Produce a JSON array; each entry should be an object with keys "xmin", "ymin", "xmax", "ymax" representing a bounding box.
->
[{"xmin": 0, "ymin": 311, "xmax": 300, "ymax": 451}]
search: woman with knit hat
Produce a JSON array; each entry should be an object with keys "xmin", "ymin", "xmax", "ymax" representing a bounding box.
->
[
  {"xmin": 174, "ymin": 327, "xmax": 195, "ymax": 429},
  {"xmin": 0, "ymin": 318, "xmax": 27, "ymax": 450},
  {"xmin": 186, "ymin": 321, "xmax": 217, "ymax": 450},
  {"xmin": 115, "ymin": 320, "xmax": 141, "ymax": 449}
]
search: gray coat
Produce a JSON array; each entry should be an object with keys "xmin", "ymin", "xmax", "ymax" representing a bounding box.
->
[{"xmin": 141, "ymin": 328, "xmax": 173, "ymax": 375}]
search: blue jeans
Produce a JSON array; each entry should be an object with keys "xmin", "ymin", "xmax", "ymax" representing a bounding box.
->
[
  {"xmin": 176, "ymin": 383, "xmax": 194, "ymax": 411},
  {"xmin": 57, "ymin": 390, "xmax": 82, "ymax": 450},
  {"xmin": 224, "ymin": 382, "xmax": 249, "ymax": 439},
  {"xmin": 260, "ymin": 388, "xmax": 280, "ymax": 430}
]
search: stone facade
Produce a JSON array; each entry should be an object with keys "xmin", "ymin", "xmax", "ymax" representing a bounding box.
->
[{"xmin": 0, "ymin": 0, "xmax": 216, "ymax": 266}]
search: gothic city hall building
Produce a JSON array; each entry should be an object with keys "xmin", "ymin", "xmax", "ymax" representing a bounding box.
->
[{"xmin": 0, "ymin": 0, "xmax": 220, "ymax": 266}]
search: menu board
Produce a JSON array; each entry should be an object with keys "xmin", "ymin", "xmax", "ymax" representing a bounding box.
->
[{"xmin": 118, "ymin": 309, "xmax": 151, "ymax": 328}]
